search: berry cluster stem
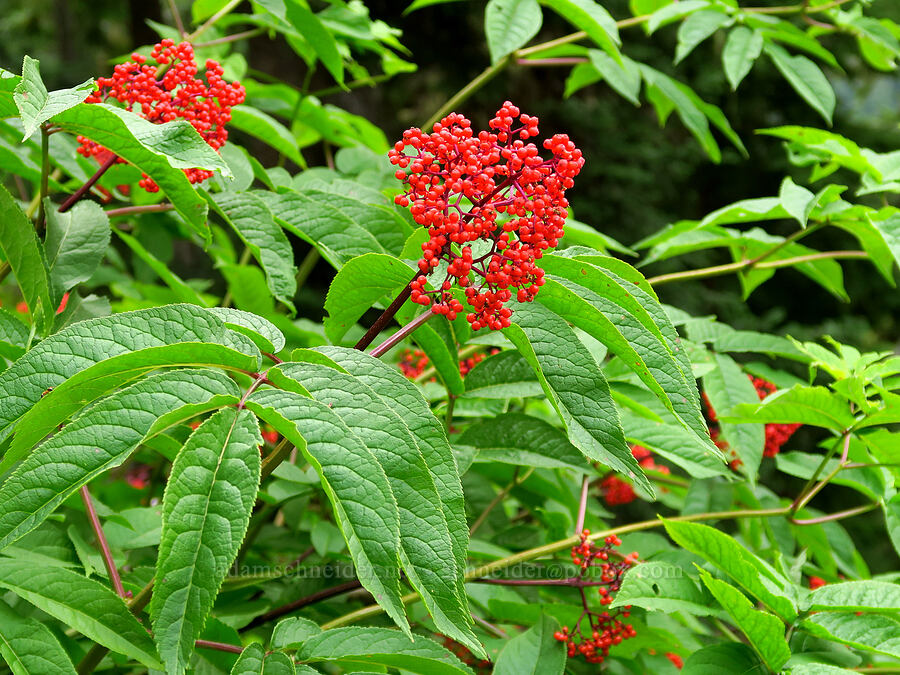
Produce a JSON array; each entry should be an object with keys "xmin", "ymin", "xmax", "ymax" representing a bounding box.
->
[
  {"xmin": 354, "ymin": 273, "xmax": 419, "ymax": 351},
  {"xmin": 80, "ymin": 485, "xmax": 126, "ymax": 598},
  {"xmin": 58, "ymin": 154, "xmax": 117, "ymax": 213}
]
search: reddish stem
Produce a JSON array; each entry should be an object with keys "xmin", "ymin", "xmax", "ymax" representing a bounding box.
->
[
  {"xmin": 105, "ymin": 203, "xmax": 174, "ymax": 217},
  {"xmin": 475, "ymin": 577, "xmax": 611, "ymax": 587},
  {"xmin": 369, "ymin": 308, "xmax": 435, "ymax": 358},
  {"xmin": 354, "ymin": 273, "xmax": 418, "ymax": 351},
  {"xmin": 574, "ymin": 475, "xmax": 590, "ymax": 535},
  {"xmin": 59, "ymin": 154, "xmax": 118, "ymax": 213},
  {"xmin": 240, "ymin": 579, "xmax": 362, "ymax": 632},
  {"xmin": 80, "ymin": 485, "xmax": 126, "ymax": 598},
  {"xmin": 195, "ymin": 640, "xmax": 243, "ymax": 654}
]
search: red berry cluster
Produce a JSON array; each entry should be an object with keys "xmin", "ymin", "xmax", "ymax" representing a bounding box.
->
[
  {"xmin": 554, "ymin": 531, "xmax": 639, "ymax": 664},
  {"xmin": 440, "ymin": 637, "xmax": 491, "ymax": 673},
  {"xmin": 667, "ymin": 652, "xmax": 684, "ymax": 669},
  {"xmin": 78, "ymin": 39, "xmax": 245, "ymax": 192},
  {"xmin": 809, "ymin": 576, "xmax": 827, "ymax": 590},
  {"xmin": 398, "ymin": 347, "xmax": 498, "ymax": 379},
  {"xmin": 389, "ymin": 102, "xmax": 584, "ymax": 330},
  {"xmin": 703, "ymin": 375, "xmax": 801, "ymax": 467},
  {"xmin": 599, "ymin": 445, "xmax": 670, "ymax": 506}
]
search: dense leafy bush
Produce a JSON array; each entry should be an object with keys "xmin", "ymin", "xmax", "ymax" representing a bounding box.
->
[{"xmin": 1, "ymin": 1, "xmax": 900, "ymax": 673}]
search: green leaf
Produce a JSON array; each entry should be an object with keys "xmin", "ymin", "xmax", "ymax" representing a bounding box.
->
[
  {"xmin": 113, "ymin": 229, "xmax": 207, "ymax": 305},
  {"xmin": 802, "ymin": 612, "xmax": 900, "ymax": 659},
  {"xmin": 244, "ymin": 389, "xmax": 408, "ymax": 634},
  {"xmin": 206, "ymin": 307, "xmax": 286, "ymax": 354},
  {"xmin": 458, "ymin": 413, "xmax": 588, "ymax": 472},
  {"xmin": 722, "ymin": 26, "xmax": 763, "ymax": 90},
  {"xmin": 151, "ymin": 408, "xmax": 261, "ymax": 675},
  {"xmin": 698, "ymin": 570, "xmax": 790, "ymax": 672},
  {"xmin": 503, "ymin": 301, "xmax": 651, "ymax": 493},
  {"xmin": 0, "ymin": 369, "xmax": 239, "ymax": 550},
  {"xmin": 228, "ymin": 106, "xmax": 305, "ymax": 168},
  {"xmin": 778, "ymin": 176, "xmax": 816, "ymax": 227},
  {"xmin": 788, "ymin": 665, "xmax": 857, "ymax": 675},
  {"xmin": 0, "ymin": 184, "xmax": 53, "ymax": 333},
  {"xmin": 702, "ymin": 353, "xmax": 765, "ymax": 478},
  {"xmin": 271, "ymin": 616, "xmax": 322, "ymax": 649},
  {"xmin": 0, "ymin": 309, "xmax": 28, "ymax": 362},
  {"xmin": 13, "ymin": 56, "xmax": 92, "ymax": 140},
  {"xmin": 610, "ymin": 561, "xmax": 720, "ymax": 616},
  {"xmin": 764, "ymin": 43, "xmax": 835, "ymax": 125},
  {"xmin": 538, "ymin": 254, "xmax": 713, "ymax": 454},
  {"xmin": 0, "ymin": 597, "xmax": 77, "ymax": 674},
  {"xmin": 0, "ymin": 70, "xmax": 21, "ymax": 119},
  {"xmin": 663, "ymin": 519, "xmax": 797, "ymax": 621},
  {"xmin": 283, "ymin": 1, "xmax": 344, "ymax": 86},
  {"xmin": 230, "ymin": 643, "xmax": 295, "ymax": 675},
  {"xmin": 885, "ymin": 494, "xmax": 900, "ymax": 559},
  {"xmin": 808, "ymin": 580, "xmax": 900, "ymax": 613},
  {"xmin": 587, "ymin": 51, "xmax": 641, "ymax": 105},
  {"xmin": 404, "ymin": 0, "xmax": 466, "ymax": 13},
  {"xmin": 323, "ymin": 253, "xmax": 412, "ymax": 343},
  {"xmin": 681, "ymin": 642, "xmax": 761, "ymax": 674},
  {"xmin": 297, "ymin": 628, "xmax": 474, "ymax": 675},
  {"xmin": 44, "ymin": 199, "xmax": 110, "ymax": 300},
  {"xmin": 315, "ymin": 345, "xmax": 470, "ymax": 618},
  {"xmin": 485, "ymin": 0, "xmax": 543, "ymax": 64},
  {"xmin": 675, "ymin": 9, "xmax": 731, "ymax": 65},
  {"xmin": 726, "ymin": 385, "xmax": 854, "ymax": 431},
  {"xmin": 0, "ymin": 559, "xmax": 162, "ymax": 669},
  {"xmin": 640, "ymin": 65, "xmax": 720, "ymax": 162},
  {"xmin": 493, "ymin": 613, "xmax": 565, "ymax": 675},
  {"xmin": 647, "ymin": 0, "xmax": 710, "ymax": 34},
  {"xmin": 274, "ymin": 361, "xmax": 477, "ymax": 653},
  {"xmin": 462, "ymin": 350, "xmax": 542, "ymax": 399},
  {"xmin": 620, "ymin": 410, "xmax": 729, "ymax": 477},
  {"xmin": 52, "ymin": 103, "xmax": 231, "ymax": 237},
  {"xmin": 210, "ymin": 191, "xmax": 297, "ymax": 311},
  {"xmin": 540, "ymin": 0, "xmax": 621, "ymax": 65}
]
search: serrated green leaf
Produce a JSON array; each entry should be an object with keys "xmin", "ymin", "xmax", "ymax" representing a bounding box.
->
[
  {"xmin": 14, "ymin": 56, "xmax": 92, "ymax": 140},
  {"xmin": 0, "ymin": 184, "xmax": 52, "ymax": 333},
  {"xmin": 610, "ymin": 561, "xmax": 720, "ymax": 616},
  {"xmin": 0, "ymin": 70, "xmax": 21, "ymax": 119},
  {"xmin": 297, "ymin": 628, "xmax": 473, "ymax": 675},
  {"xmin": 0, "ymin": 309, "xmax": 28, "ymax": 362},
  {"xmin": 52, "ymin": 104, "xmax": 231, "ymax": 237},
  {"xmin": 244, "ymin": 389, "xmax": 408, "ymax": 634},
  {"xmin": 540, "ymin": 0, "xmax": 621, "ymax": 64},
  {"xmin": 764, "ymin": 43, "xmax": 835, "ymax": 125},
  {"xmin": 227, "ymin": 106, "xmax": 305, "ymax": 168},
  {"xmin": 726, "ymin": 385, "xmax": 854, "ymax": 431},
  {"xmin": 587, "ymin": 51, "xmax": 641, "ymax": 105},
  {"xmin": 485, "ymin": 0, "xmax": 543, "ymax": 63},
  {"xmin": 703, "ymin": 352, "xmax": 765, "ymax": 478},
  {"xmin": 323, "ymin": 253, "xmax": 412, "ymax": 343},
  {"xmin": 663, "ymin": 519, "xmax": 797, "ymax": 621},
  {"xmin": 675, "ymin": 9, "xmax": 731, "ymax": 64},
  {"xmin": 722, "ymin": 26, "xmax": 763, "ymax": 90},
  {"xmin": 808, "ymin": 580, "xmax": 900, "ymax": 612},
  {"xmin": 230, "ymin": 643, "xmax": 295, "ymax": 675},
  {"xmin": 503, "ymin": 301, "xmax": 651, "ymax": 493},
  {"xmin": 274, "ymin": 361, "xmax": 478, "ymax": 653},
  {"xmin": 0, "ymin": 369, "xmax": 239, "ymax": 550},
  {"xmin": 0, "ymin": 597, "xmax": 77, "ymax": 674},
  {"xmin": 459, "ymin": 413, "xmax": 587, "ymax": 472},
  {"xmin": 493, "ymin": 613, "xmax": 564, "ymax": 675},
  {"xmin": 151, "ymin": 408, "xmax": 261, "ymax": 675},
  {"xmin": 0, "ymin": 559, "xmax": 162, "ymax": 669},
  {"xmin": 206, "ymin": 307, "xmax": 285, "ymax": 354},
  {"xmin": 802, "ymin": 612, "xmax": 900, "ymax": 659},
  {"xmin": 210, "ymin": 191, "xmax": 296, "ymax": 311},
  {"xmin": 698, "ymin": 570, "xmax": 790, "ymax": 671},
  {"xmin": 283, "ymin": 1, "xmax": 344, "ymax": 86},
  {"xmin": 315, "ymin": 346, "xmax": 470, "ymax": 626},
  {"xmin": 271, "ymin": 616, "xmax": 322, "ymax": 649},
  {"xmin": 620, "ymin": 410, "xmax": 728, "ymax": 477},
  {"xmin": 538, "ymin": 254, "xmax": 713, "ymax": 454},
  {"xmin": 44, "ymin": 199, "xmax": 109, "ymax": 300}
]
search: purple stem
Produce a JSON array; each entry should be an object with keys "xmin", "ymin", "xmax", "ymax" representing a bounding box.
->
[
  {"xmin": 80, "ymin": 486, "xmax": 126, "ymax": 598},
  {"xmin": 474, "ymin": 577, "xmax": 609, "ymax": 587},
  {"xmin": 354, "ymin": 273, "xmax": 419, "ymax": 351},
  {"xmin": 574, "ymin": 475, "xmax": 590, "ymax": 535},
  {"xmin": 105, "ymin": 203, "xmax": 175, "ymax": 217},
  {"xmin": 59, "ymin": 154, "xmax": 118, "ymax": 213},
  {"xmin": 195, "ymin": 640, "xmax": 243, "ymax": 654},
  {"xmin": 240, "ymin": 580, "xmax": 362, "ymax": 632},
  {"xmin": 369, "ymin": 308, "xmax": 435, "ymax": 358}
]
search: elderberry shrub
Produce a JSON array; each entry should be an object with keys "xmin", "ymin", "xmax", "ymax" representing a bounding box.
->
[
  {"xmin": 77, "ymin": 39, "xmax": 245, "ymax": 191},
  {"xmin": 389, "ymin": 101, "xmax": 584, "ymax": 330}
]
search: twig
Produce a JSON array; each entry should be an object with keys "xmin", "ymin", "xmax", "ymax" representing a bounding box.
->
[
  {"xmin": 187, "ymin": 0, "xmax": 243, "ymax": 42},
  {"xmin": 354, "ymin": 273, "xmax": 419, "ymax": 351},
  {"xmin": 193, "ymin": 28, "xmax": 263, "ymax": 48},
  {"xmin": 367, "ymin": 307, "xmax": 434, "ymax": 358},
  {"xmin": 791, "ymin": 431, "xmax": 851, "ymax": 513},
  {"xmin": 469, "ymin": 467, "xmax": 534, "ymax": 536},
  {"xmin": 574, "ymin": 475, "xmax": 591, "ymax": 535},
  {"xmin": 105, "ymin": 203, "xmax": 175, "ymax": 217},
  {"xmin": 167, "ymin": 0, "xmax": 186, "ymax": 37},
  {"xmin": 472, "ymin": 613, "xmax": 508, "ymax": 639},
  {"xmin": 240, "ymin": 579, "xmax": 362, "ymax": 632},
  {"xmin": 58, "ymin": 154, "xmax": 117, "ymax": 213},
  {"xmin": 790, "ymin": 502, "xmax": 878, "ymax": 525},
  {"xmin": 195, "ymin": 640, "xmax": 243, "ymax": 654},
  {"xmin": 80, "ymin": 486, "xmax": 125, "ymax": 598}
]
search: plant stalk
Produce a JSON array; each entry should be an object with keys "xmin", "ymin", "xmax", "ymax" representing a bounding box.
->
[
  {"xmin": 354, "ymin": 274, "xmax": 418, "ymax": 351},
  {"xmin": 58, "ymin": 154, "xmax": 117, "ymax": 213},
  {"xmin": 80, "ymin": 485, "xmax": 125, "ymax": 598}
]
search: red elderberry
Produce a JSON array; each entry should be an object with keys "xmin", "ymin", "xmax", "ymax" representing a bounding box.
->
[
  {"xmin": 666, "ymin": 652, "xmax": 684, "ymax": 669},
  {"xmin": 389, "ymin": 101, "xmax": 584, "ymax": 331},
  {"xmin": 399, "ymin": 348, "xmax": 430, "ymax": 379},
  {"xmin": 809, "ymin": 576, "xmax": 827, "ymax": 590},
  {"xmin": 599, "ymin": 445, "xmax": 671, "ymax": 506},
  {"xmin": 77, "ymin": 39, "xmax": 245, "ymax": 192},
  {"xmin": 555, "ymin": 530, "xmax": 639, "ymax": 664}
]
